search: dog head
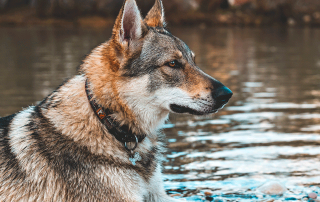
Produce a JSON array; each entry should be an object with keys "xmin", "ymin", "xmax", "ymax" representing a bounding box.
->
[
  {"xmin": 84, "ymin": 0, "xmax": 232, "ymax": 128},
  {"xmin": 112, "ymin": 0, "xmax": 232, "ymax": 115}
]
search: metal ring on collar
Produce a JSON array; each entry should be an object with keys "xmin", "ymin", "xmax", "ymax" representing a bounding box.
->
[{"xmin": 124, "ymin": 135, "xmax": 138, "ymax": 151}]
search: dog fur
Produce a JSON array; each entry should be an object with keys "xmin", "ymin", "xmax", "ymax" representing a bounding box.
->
[{"xmin": 0, "ymin": 0, "xmax": 232, "ymax": 201}]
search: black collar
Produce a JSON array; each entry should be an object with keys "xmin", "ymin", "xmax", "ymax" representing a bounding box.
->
[{"xmin": 85, "ymin": 79, "xmax": 146, "ymax": 149}]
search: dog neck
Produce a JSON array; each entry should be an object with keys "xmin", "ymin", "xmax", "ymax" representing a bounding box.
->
[{"xmin": 85, "ymin": 79, "xmax": 146, "ymax": 147}]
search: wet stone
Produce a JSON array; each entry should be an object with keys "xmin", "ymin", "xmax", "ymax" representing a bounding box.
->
[
  {"xmin": 205, "ymin": 191, "xmax": 213, "ymax": 196},
  {"xmin": 257, "ymin": 181, "xmax": 287, "ymax": 195},
  {"xmin": 205, "ymin": 196, "xmax": 214, "ymax": 201},
  {"xmin": 170, "ymin": 193, "xmax": 182, "ymax": 197},
  {"xmin": 309, "ymin": 192, "xmax": 318, "ymax": 199}
]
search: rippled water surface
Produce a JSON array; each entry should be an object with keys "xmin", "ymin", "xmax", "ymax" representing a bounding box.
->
[{"xmin": 1, "ymin": 26, "xmax": 320, "ymax": 201}]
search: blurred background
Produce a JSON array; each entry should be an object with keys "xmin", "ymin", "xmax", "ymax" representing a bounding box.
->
[
  {"xmin": 1, "ymin": 0, "xmax": 320, "ymax": 201},
  {"xmin": 1, "ymin": 0, "xmax": 320, "ymax": 26}
]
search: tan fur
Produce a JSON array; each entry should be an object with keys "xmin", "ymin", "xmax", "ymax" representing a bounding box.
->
[{"xmin": 145, "ymin": 0, "xmax": 166, "ymax": 27}]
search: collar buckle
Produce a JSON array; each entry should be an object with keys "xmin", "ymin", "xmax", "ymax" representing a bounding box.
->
[{"xmin": 124, "ymin": 134, "xmax": 138, "ymax": 151}]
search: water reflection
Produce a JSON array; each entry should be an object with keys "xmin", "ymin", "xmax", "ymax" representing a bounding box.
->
[
  {"xmin": 0, "ymin": 27, "xmax": 112, "ymax": 115},
  {"xmin": 167, "ymin": 27, "xmax": 320, "ymax": 201},
  {"xmin": 0, "ymin": 26, "xmax": 320, "ymax": 201}
]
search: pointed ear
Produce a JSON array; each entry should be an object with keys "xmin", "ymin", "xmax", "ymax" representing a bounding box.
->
[
  {"xmin": 144, "ymin": 0, "xmax": 166, "ymax": 27},
  {"xmin": 112, "ymin": 0, "xmax": 146, "ymax": 46}
]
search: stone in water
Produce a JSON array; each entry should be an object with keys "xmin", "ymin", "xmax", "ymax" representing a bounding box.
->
[
  {"xmin": 309, "ymin": 192, "xmax": 318, "ymax": 199},
  {"xmin": 257, "ymin": 181, "xmax": 287, "ymax": 195}
]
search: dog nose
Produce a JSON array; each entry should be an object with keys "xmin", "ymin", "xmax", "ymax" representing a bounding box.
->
[{"xmin": 212, "ymin": 86, "xmax": 233, "ymax": 109}]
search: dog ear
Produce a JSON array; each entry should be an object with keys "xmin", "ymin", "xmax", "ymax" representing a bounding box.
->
[
  {"xmin": 145, "ymin": 0, "xmax": 166, "ymax": 27},
  {"xmin": 112, "ymin": 0, "xmax": 146, "ymax": 47}
]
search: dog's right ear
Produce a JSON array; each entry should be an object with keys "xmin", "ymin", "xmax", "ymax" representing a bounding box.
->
[
  {"xmin": 145, "ymin": 0, "xmax": 166, "ymax": 27},
  {"xmin": 112, "ymin": 0, "xmax": 146, "ymax": 48}
]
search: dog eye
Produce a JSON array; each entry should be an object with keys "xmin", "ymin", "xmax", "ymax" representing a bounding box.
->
[{"xmin": 167, "ymin": 60, "xmax": 181, "ymax": 68}]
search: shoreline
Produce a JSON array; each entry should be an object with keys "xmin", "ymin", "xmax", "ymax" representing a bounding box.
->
[{"xmin": 1, "ymin": 8, "xmax": 320, "ymax": 28}]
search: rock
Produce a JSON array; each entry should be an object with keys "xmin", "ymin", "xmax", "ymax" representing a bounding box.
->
[
  {"xmin": 261, "ymin": 200, "xmax": 274, "ymax": 202},
  {"xmin": 309, "ymin": 192, "xmax": 318, "ymax": 199},
  {"xmin": 287, "ymin": 18, "xmax": 296, "ymax": 26},
  {"xmin": 303, "ymin": 15, "xmax": 311, "ymax": 23},
  {"xmin": 205, "ymin": 195, "xmax": 214, "ymax": 201},
  {"xmin": 204, "ymin": 191, "xmax": 213, "ymax": 196},
  {"xmin": 170, "ymin": 193, "xmax": 182, "ymax": 197},
  {"xmin": 313, "ymin": 12, "xmax": 320, "ymax": 19},
  {"xmin": 256, "ymin": 194, "xmax": 263, "ymax": 199},
  {"xmin": 256, "ymin": 181, "xmax": 287, "ymax": 195}
]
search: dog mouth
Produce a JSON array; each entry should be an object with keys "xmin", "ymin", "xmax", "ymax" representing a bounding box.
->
[{"xmin": 170, "ymin": 104, "xmax": 217, "ymax": 115}]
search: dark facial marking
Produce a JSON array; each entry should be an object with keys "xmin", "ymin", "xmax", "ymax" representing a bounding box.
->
[
  {"xmin": 160, "ymin": 68, "xmax": 183, "ymax": 86},
  {"xmin": 147, "ymin": 66, "xmax": 184, "ymax": 93},
  {"xmin": 172, "ymin": 36, "xmax": 195, "ymax": 65},
  {"xmin": 121, "ymin": 27, "xmax": 185, "ymax": 78},
  {"xmin": 122, "ymin": 49, "xmax": 144, "ymax": 77},
  {"xmin": 170, "ymin": 104, "xmax": 215, "ymax": 115},
  {"xmin": 147, "ymin": 71, "xmax": 163, "ymax": 92}
]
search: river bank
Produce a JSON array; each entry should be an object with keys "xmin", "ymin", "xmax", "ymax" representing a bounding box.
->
[{"xmin": 1, "ymin": 5, "xmax": 320, "ymax": 28}]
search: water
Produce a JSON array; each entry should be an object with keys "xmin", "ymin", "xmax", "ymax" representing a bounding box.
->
[{"xmin": 1, "ymin": 26, "xmax": 320, "ymax": 201}]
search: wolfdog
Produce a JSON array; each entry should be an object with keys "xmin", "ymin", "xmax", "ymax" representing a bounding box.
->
[{"xmin": 0, "ymin": 0, "xmax": 232, "ymax": 201}]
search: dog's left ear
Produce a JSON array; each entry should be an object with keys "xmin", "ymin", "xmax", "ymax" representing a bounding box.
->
[
  {"xmin": 144, "ymin": 0, "xmax": 166, "ymax": 27},
  {"xmin": 112, "ymin": 0, "xmax": 147, "ymax": 47}
]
